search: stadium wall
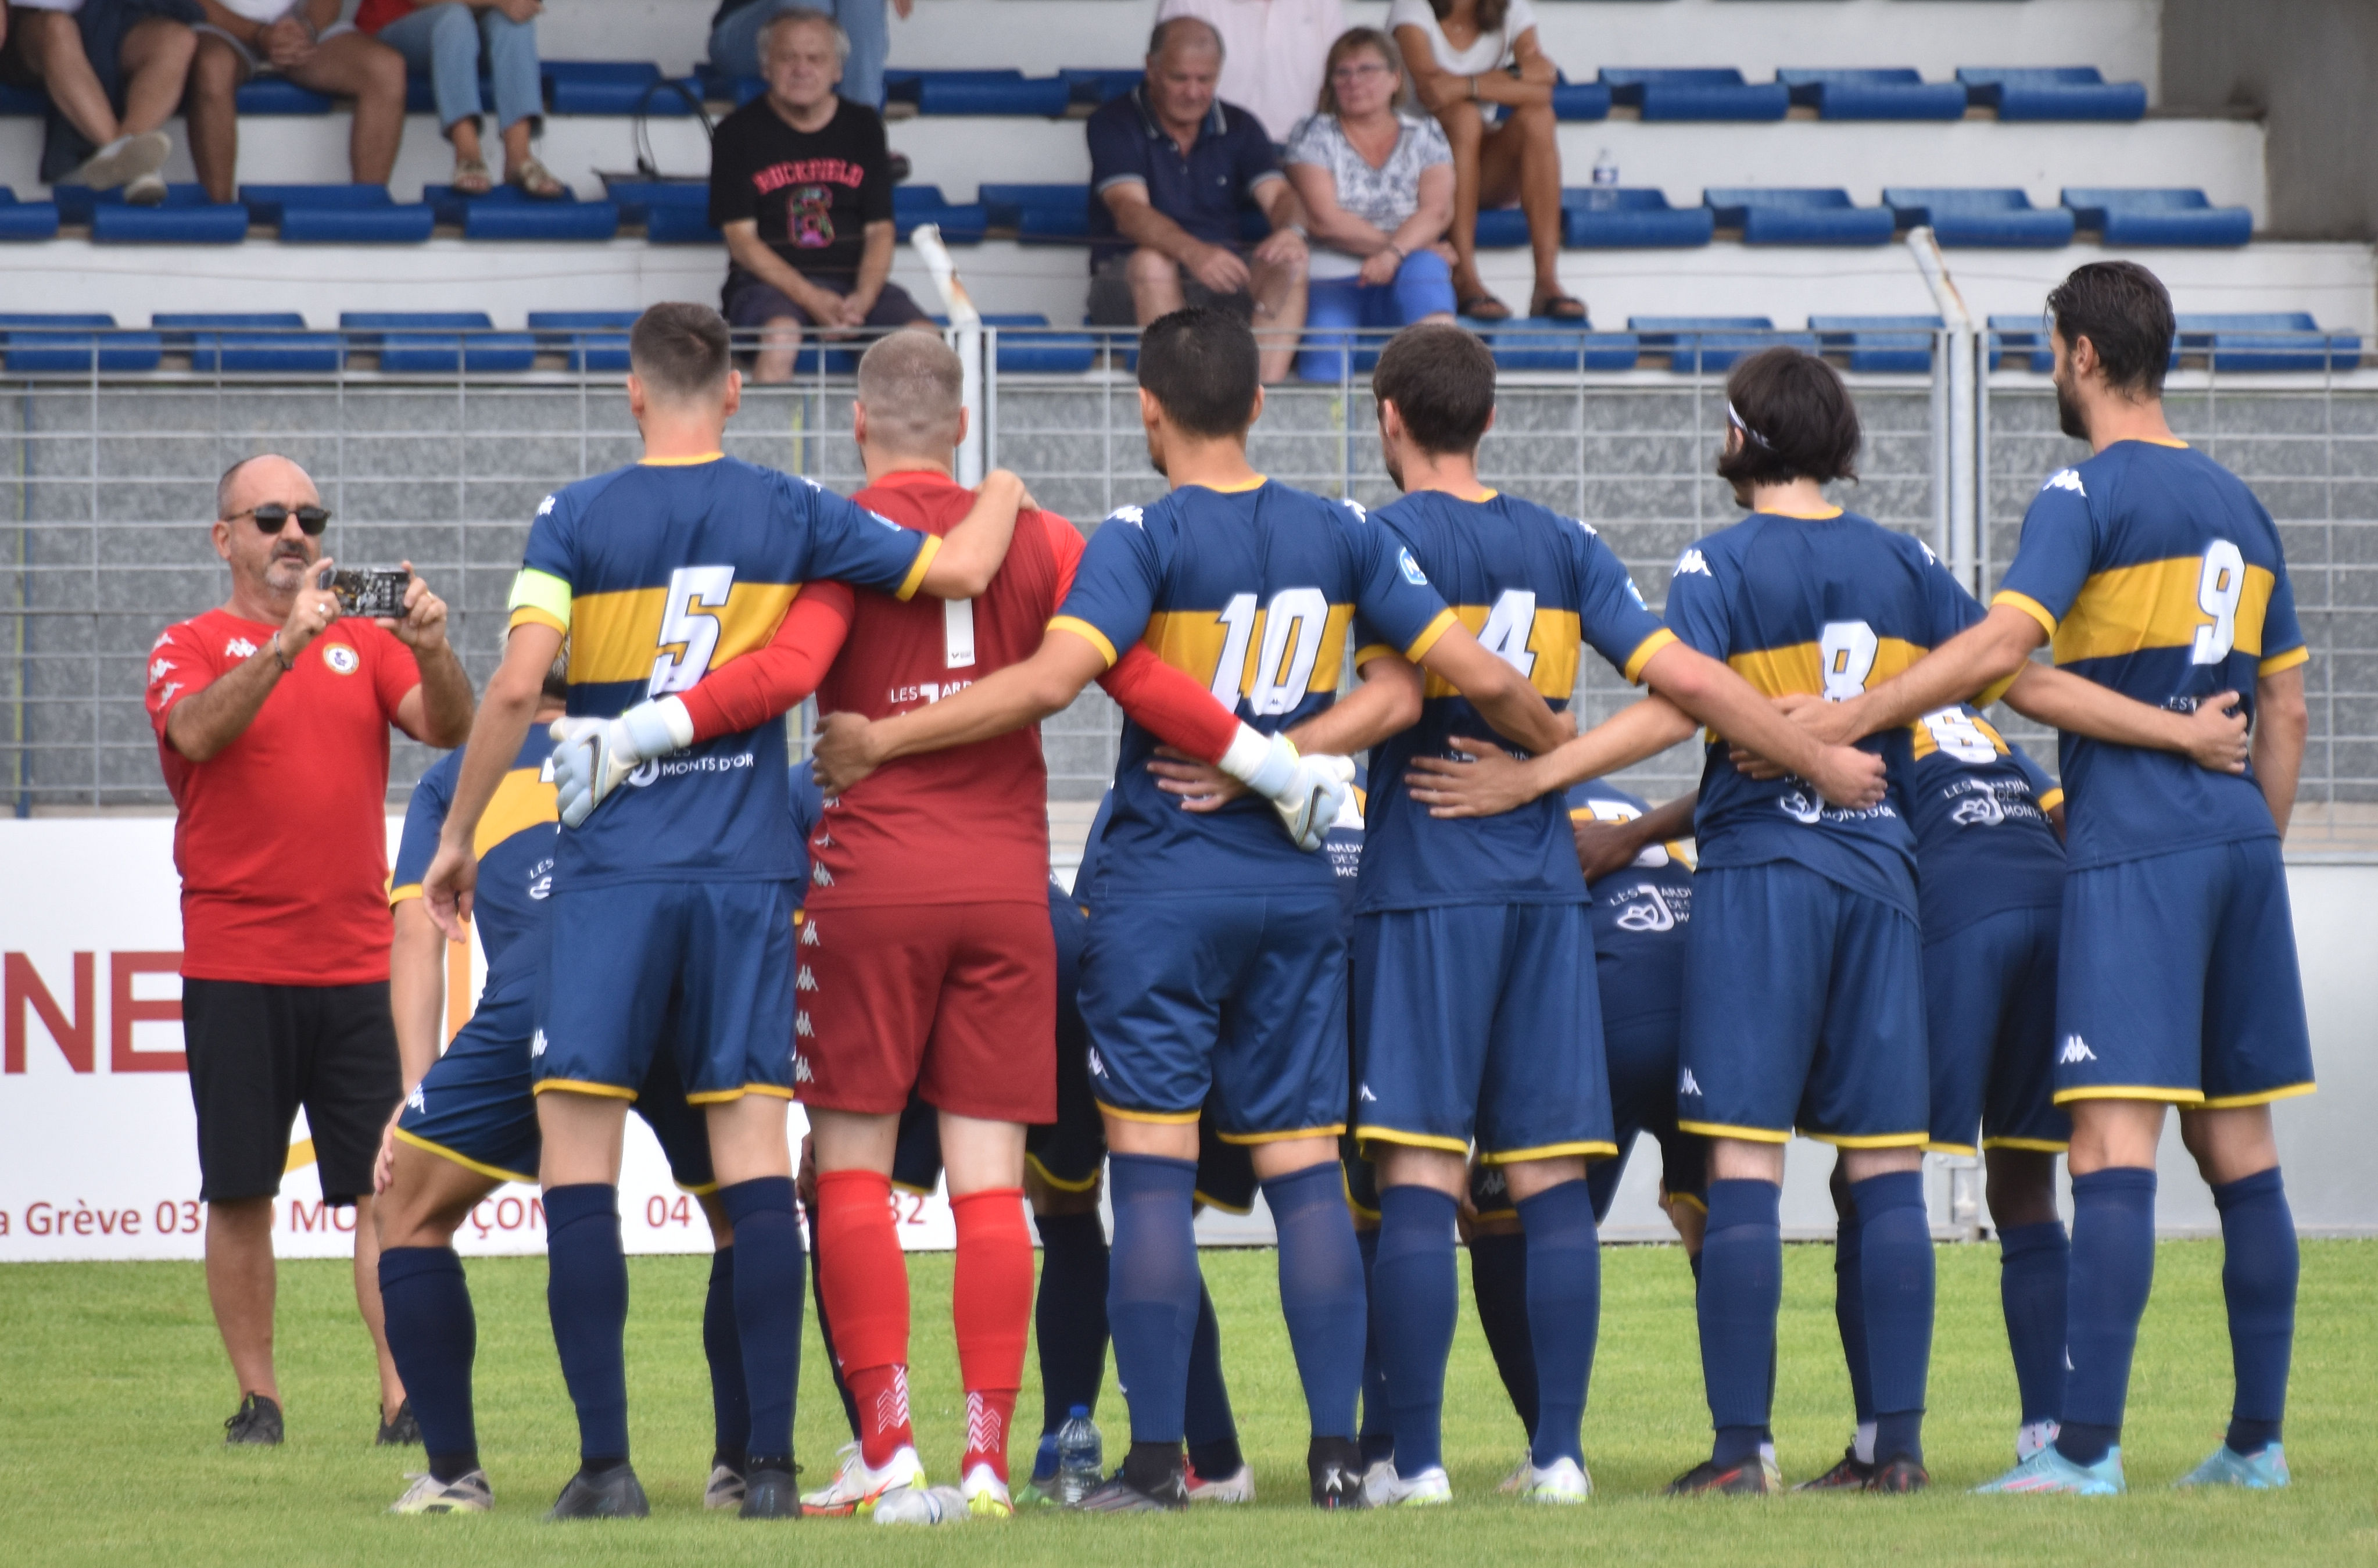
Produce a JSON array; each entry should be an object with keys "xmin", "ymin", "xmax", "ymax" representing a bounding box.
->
[{"xmin": 2163, "ymin": 0, "xmax": 2378, "ymax": 242}]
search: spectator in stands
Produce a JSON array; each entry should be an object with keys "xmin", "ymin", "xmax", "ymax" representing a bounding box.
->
[
  {"xmin": 144, "ymin": 454, "xmax": 474, "ymax": 1448},
  {"xmin": 1087, "ymin": 15, "xmax": 1308, "ymax": 384},
  {"xmin": 708, "ymin": 0, "xmax": 907, "ymax": 110},
  {"xmin": 710, "ymin": 6, "xmax": 930, "ymax": 384},
  {"xmin": 186, "ymin": 0, "xmax": 407, "ymax": 203},
  {"xmin": 359, "ymin": 0, "xmax": 561, "ymax": 198},
  {"xmin": 1, "ymin": 0, "xmax": 195, "ymax": 202},
  {"xmin": 1152, "ymin": 0, "xmax": 1342, "ymax": 147},
  {"xmin": 1390, "ymin": 0, "xmax": 1581, "ymax": 323},
  {"xmin": 1283, "ymin": 27, "xmax": 1455, "ymax": 382}
]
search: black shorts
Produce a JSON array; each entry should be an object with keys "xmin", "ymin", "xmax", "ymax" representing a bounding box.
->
[
  {"xmin": 722, "ymin": 271, "xmax": 932, "ymax": 332},
  {"xmin": 182, "ymin": 979, "xmax": 403, "ymax": 1207},
  {"xmin": 1088, "ymin": 251, "xmax": 1256, "ymax": 328}
]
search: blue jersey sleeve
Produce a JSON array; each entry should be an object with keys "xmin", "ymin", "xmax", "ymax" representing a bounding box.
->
[
  {"xmin": 787, "ymin": 760, "xmax": 824, "ymax": 842},
  {"xmin": 1050, "ymin": 507, "xmax": 1167, "ymax": 666},
  {"xmin": 1345, "ymin": 503, "xmax": 1456, "ymax": 659},
  {"xmin": 2258, "ymin": 545, "xmax": 2307, "ymax": 673},
  {"xmin": 1573, "ymin": 522, "xmax": 1674, "ymax": 682},
  {"xmin": 790, "ymin": 476, "xmax": 937, "ymax": 600},
  {"xmin": 1995, "ymin": 468, "xmax": 2097, "ymax": 636},
  {"xmin": 1662, "ymin": 545, "xmax": 1732, "ymax": 661},
  {"xmin": 2007, "ymin": 739, "xmax": 2058, "ymax": 804},
  {"xmin": 391, "ymin": 758, "xmax": 454, "ymax": 899},
  {"xmin": 510, "ymin": 489, "xmax": 579, "ymax": 631}
]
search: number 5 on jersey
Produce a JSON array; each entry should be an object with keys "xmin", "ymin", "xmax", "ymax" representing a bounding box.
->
[{"xmin": 650, "ymin": 565, "xmax": 735, "ymax": 696}]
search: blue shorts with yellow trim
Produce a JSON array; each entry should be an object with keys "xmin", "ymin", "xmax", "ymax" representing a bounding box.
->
[
  {"xmin": 2054, "ymin": 838, "xmax": 2315, "ymax": 1109},
  {"xmin": 535, "ymin": 879, "xmax": 797, "ymax": 1102},
  {"xmin": 397, "ymin": 958, "xmax": 717, "ymax": 1191},
  {"xmin": 1592, "ymin": 1007, "xmax": 1707, "ymax": 1217},
  {"xmin": 1352, "ymin": 903, "xmax": 1614, "ymax": 1163},
  {"xmin": 1677, "ymin": 863, "xmax": 1928, "ymax": 1147},
  {"xmin": 1926, "ymin": 904, "xmax": 2069, "ymax": 1153},
  {"xmin": 1025, "ymin": 965, "xmax": 1106, "ymax": 1194},
  {"xmin": 1080, "ymin": 890, "xmax": 1349, "ymax": 1141}
]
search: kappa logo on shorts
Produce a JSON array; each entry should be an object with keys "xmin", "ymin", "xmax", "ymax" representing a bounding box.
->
[
  {"xmin": 797, "ymin": 965, "xmax": 817, "ymax": 991},
  {"xmin": 811, "ymin": 861, "xmax": 833, "ymax": 887},
  {"xmin": 1087, "ymin": 1047, "xmax": 1106, "ymax": 1079},
  {"xmin": 406, "ymin": 1084, "xmax": 425, "ymax": 1114},
  {"xmin": 794, "ymin": 1054, "xmax": 814, "ymax": 1083},
  {"xmin": 2058, "ymin": 1034, "xmax": 2097, "ymax": 1065},
  {"xmin": 531, "ymin": 1029, "xmax": 547, "ymax": 1059},
  {"xmin": 1358, "ymin": 1083, "xmax": 1377, "ymax": 1103},
  {"xmin": 796, "ymin": 1011, "xmax": 814, "ymax": 1039},
  {"xmin": 801, "ymin": 918, "xmax": 821, "ymax": 946},
  {"xmin": 1678, "ymin": 1068, "xmax": 1703, "ymax": 1097}
]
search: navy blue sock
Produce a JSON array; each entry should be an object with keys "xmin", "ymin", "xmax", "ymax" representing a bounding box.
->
[
  {"xmin": 1106, "ymin": 1154, "xmax": 1201, "ymax": 1444},
  {"xmin": 2055, "ymin": 1167, "xmax": 2157, "ymax": 1467},
  {"xmin": 1699, "ymin": 1179, "xmax": 1782, "ymax": 1467},
  {"xmin": 1262, "ymin": 1161, "xmax": 1367, "ymax": 1442},
  {"xmin": 1518, "ymin": 1180, "xmax": 1599, "ymax": 1470},
  {"xmin": 702, "ymin": 1247, "xmax": 749, "ymax": 1469},
  {"xmin": 804, "ymin": 1208, "xmax": 860, "ymax": 1438},
  {"xmin": 1852, "ymin": 1172, "xmax": 1933, "ymax": 1466},
  {"xmin": 544, "ymin": 1183, "xmax": 629, "ymax": 1465},
  {"xmin": 1997, "ymin": 1221, "xmax": 2069, "ymax": 1428},
  {"xmin": 1833, "ymin": 1201, "xmax": 1874, "ymax": 1426},
  {"xmin": 2214, "ymin": 1168, "xmax": 2297, "ymax": 1456},
  {"xmin": 378, "ymin": 1245, "xmax": 477, "ymax": 1481},
  {"xmin": 1374, "ymin": 1184, "xmax": 1457, "ymax": 1477},
  {"xmin": 1032, "ymin": 1209, "xmax": 1109, "ymax": 1439},
  {"xmin": 1467, "ymin": 1230, "xmax": 1538, "ymax": 1440},
  {"xmin": 1184, "ymin": 1279, "xmax": 1241, "ymax": 1478},
  {"xmin": 718, "ymin": 1177, "xmax": 802, "ymax": 1466},
  {"xmin": 1355, "ymin": 1227, "xmax": 1395, "ymax": 1463}
]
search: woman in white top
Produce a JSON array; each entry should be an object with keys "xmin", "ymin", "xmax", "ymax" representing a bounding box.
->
[
  {"xmin": 1387, "ymin": 0, "xmax": 1579, "ymax": 323},
  {"xmin": 1282, "ymin": 27, "xmax": 1456, "ymax": 382}
]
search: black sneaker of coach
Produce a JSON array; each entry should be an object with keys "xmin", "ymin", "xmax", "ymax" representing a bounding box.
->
[
  {"xmin": 1863, "ymin": 1455, "xmax": 1930, "ymax": 1493},
  {"xmin": 1072, "ymin": 1444, "xmax": 1190, "ymax": 1512},
  {"xmin": 739, "ymin": 1463, "xmax": 801, "ymax": 1520},
  {"xmin": 377, "ymin": 1399, "xmax": 422, "ymax": 1447},
  {"xmin": 224, "ymin": 1393, "xmax": 284, "ymax": 1446},
  {"xmin": 1307, "ymin": 1437, "xmax": 1367, "ymax": 1509},
  {"xmin": 1793, "ymin": 1446, "xmax": 1874, "ymax": 1490},
  {"xmin": 1664, "ymin": 1456, "xmax": 1779, "ymax": 1495},
  {"xmin": 546, "ymin": 1462, "xmax": 650, "ymax": 1520}
]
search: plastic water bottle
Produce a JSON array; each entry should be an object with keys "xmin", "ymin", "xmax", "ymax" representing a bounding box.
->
[
  {"xmin": 873, "ymin": 1484, "xmax": 964, "ymax": 1526},
  {"xmin": 1055, "ymin": 1405, "xmax": 1103, "ymax": 1505},
  {"xmin": 1590, "ymin": 149, "xmax": 1618, "ymax": 209}
]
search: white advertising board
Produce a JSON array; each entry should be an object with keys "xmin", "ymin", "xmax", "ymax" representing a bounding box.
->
[{"xmin": 0, "ymin": 818, "xmax": 955, "ymax": 1261}]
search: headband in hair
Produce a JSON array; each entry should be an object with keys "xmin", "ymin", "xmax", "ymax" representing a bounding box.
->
[{"xmin": 1725, "ymin": 400, "xmax": 1774, "ymax": 452}]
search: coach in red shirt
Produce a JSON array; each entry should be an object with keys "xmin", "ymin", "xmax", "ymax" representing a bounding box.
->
[{"xmin": 145, "ymin": 454, "xmax": 474, "ymax": 1447}]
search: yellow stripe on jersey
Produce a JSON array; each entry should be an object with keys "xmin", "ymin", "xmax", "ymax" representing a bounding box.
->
[
  {"xmin": 1417, "ymin": 604, "xmax": 1582, "ymax": 700},
  {"xmin": 2050, "ymin": 556, "xmax": 2278, "ymax": 665},
  {"xmin": 1141, "ymin": 603, "xmax": 1356, "ymax": 701},
  {"xmin": 475, "ymin": 765, "xmax": 559, "ymax": 858},
  {"xmin": 507, "ymin": 567, "xmax": 573, "ymax": 633},
  {"xmin": 1907, "ymin": 708, "xmax": 2011, "ymax": 761},
  {"xmin": 2259, "ymin": 645, "xmax": 2311, "ymax": 677},
  {"xmin": 1727, "ymin": 636, "xmax": 1928, "ymax": 699},
  {"xmin": 893, "ymin": 534, "xmax": 940, "ymax": 603},
  {"xmin": 1048, "ymin": 615, "xmax": 1118, "ymax": 667},
  {"xmin": 1621, "ymin": 628, "xmax": 1678, "ymax": 685},
  {"xmin": 1994, "ymin": 590, "xmax": 2060, "ymax": 639},
  {"xmin": 567, "ymin": 581, "xmax": 801, "ymax": 688},
  {"xmin": 2037, "ymin": 787, "xmax": 2065, "ymax": 813}
]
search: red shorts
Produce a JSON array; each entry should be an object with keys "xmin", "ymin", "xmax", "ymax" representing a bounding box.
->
[{"xmin": 796, "ymin": 900, "xmax": 1056, "ymax": 1123}]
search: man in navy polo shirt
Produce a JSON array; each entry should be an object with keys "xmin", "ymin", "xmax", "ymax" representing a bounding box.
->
[{"xmin": 1086, "ymin": 15, "xmax": 1309, "ymax": 383}]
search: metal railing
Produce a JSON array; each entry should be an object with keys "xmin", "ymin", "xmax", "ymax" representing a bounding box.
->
[{"xmin": 3, "ymin": 324, "xmax": 2372, "ymax": 847}]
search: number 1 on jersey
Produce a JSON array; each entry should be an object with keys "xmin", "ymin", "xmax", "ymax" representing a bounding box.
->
[{"xmin": 650, "ymin": 565, "xmax": 735, "ymax": 696}]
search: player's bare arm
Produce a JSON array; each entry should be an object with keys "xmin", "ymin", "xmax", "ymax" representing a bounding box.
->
[
  {"xmin": 1406, "ymin": 690, "xmax": 1696, "ymax": 818},
  {"xmin": 1999, "ymin": 663, "xmax": 2250, "ymax": 772},
  {"xmin": 911, "ymin": 468, "xmax": 1030, "ymax": 599},
  {"xmin": 421, "ymin": 621, "xmax": 562, "ymax": 940},
  {"xmin": 375, "ymin": 897, "xmax": 447, "ymax": 1193},
  {"xmin": 1796, "ymin": 601, "xmax": 2046, "ymax": 745},
  {"xmin": 1413, "ymin": 621, "xmax": 1574, "ymax": 756},
  {"xmin": 1574, "ymin": 790, "xmax": 1696, "ymax": 882},
  {"xmin": 1148, "ymin": 654, "xmax": 1423, "ymax": 810},
  {"xmin": 812, "ymin": 626, "xmax": 1112, "ymax": 792},
  {"xmin": 2251, "ymin": 663, "xmax": 2308, "ymax": 835},
  {"xmin": 1635, "ymin": 641, "xmax": 1887, "ymax": 805},
  {"xmin": 164, "ymin": 556, "xmax": 346, "ymax": 762}
]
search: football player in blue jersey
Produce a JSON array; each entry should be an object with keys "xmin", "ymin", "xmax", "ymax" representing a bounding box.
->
[
  {"xmin": 1348, "ymin": 325, "xmax": 1885, "ymax": 1508},
  {"xmin": 417, "ymin": 303, "xmax": 1027, "ymax": 1521},
  {"xmin": 1778, "ymin": 262, "xmax": 2308, "ymax": 1495},
  {"xmin": 810, "ymin": 305, "xmax": 1578, "ymax": 1512}
]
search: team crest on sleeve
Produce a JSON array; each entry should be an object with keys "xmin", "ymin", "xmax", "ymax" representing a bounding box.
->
[
  {"xmin": 1398, "ymin": 548, "xmax": 1430, "ymax": 586},
  {"xmin": 2043, "ymin": 468, "xmax": 2086, "ymax": 497},
  {"xmin": 537, "ymin": 494, "xmax": 555, "ymax": 516},
  {"xmin": 1107, "ymin": 504, "xmax": 1145, "ymax": 528},
  {"xmin": 1674, "ymin": 548, "xmax": 1711, "ymax": 578}
]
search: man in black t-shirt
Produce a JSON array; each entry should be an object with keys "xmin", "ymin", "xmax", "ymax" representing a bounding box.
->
[{"xmin": 707, "ymin": 6, "xmax": 929, "ymax": 383}]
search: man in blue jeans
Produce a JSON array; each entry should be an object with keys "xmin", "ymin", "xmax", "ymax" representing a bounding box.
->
[{"xmin": 708, "ymin": 0, "xmax": 905, "ymax": 109}]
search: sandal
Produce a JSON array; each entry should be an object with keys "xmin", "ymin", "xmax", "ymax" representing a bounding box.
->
[
  {"xmin": 449, "ymin": 156, "xmax": 493, "ymax": 197},
  {"xmin": 1532, "ymin": 292, "xmax": 1590, "ymax": 323},
  {"xmin": 509, "ymin": 157, "xmax": 566, "ymax": 201},
  {"xmin": 1457, "ymin": 292, "xmax": 1513, "ymax": 323}
]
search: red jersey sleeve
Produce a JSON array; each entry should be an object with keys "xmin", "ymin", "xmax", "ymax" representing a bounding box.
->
[
  {"xmin": 145, "ymin": 619, "xmax": 218, "ymax": 738},
  {"xmin": 678, "ymin": 580, "xmax": 857, "ymax": 742},
  {"xmin": 1041, "ymin": 509, "xmax": 1086, "ymax": 603},
  {"xmin": 1097, "ymin": 646, "xmax": 1240, "ymax": 765}
]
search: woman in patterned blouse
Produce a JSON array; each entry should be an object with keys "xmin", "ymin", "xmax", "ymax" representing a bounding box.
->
[{"xmin": 1282, "ymin": 27, "xmax": 1460, "ymax": 383}]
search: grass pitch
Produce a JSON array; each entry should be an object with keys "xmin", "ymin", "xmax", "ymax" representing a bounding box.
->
[{"xmin": 3, "ymin": 1240, "xmax": 2373, "ymax": 1566}]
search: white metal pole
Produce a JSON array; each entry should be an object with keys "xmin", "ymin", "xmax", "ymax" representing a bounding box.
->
[
  {"xmin": 1904, "ymin": 227, "xmax": 1981, "ymax": 592},
  {"xmin": 911, "ymin": 223, "xmax": 985, "ymax": 485}
]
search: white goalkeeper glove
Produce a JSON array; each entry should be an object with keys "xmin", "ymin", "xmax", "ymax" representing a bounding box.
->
[
  {"xmin": 549, "ymin": 697, "xmax": 693, "ymax": 828},
  {"xmin": 1217, "ymin": 724, "xmax": 1357, "ymax": 853}
]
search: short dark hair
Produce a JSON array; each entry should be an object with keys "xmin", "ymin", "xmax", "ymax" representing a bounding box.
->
[
  {"xmin": 2046, "ymin": 259, "xmax": 2173, "ymax": 397},
  {"xmin": 1373, "ymin": 323, "xmax": 1495, "ymax": 456},
  {"xmin": 1138, "ymin": 307, "xmax": 1259, "ymax": 438},
  {"xmin": 629, "ymin": 303, "xmax": 732, "ymax": 401},
  {"xmin": 1716, "ymin": 347, "xmax": 1861, "ymax": 489}
]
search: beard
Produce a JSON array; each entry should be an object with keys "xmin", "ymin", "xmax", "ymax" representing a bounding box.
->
[
  {"xmin": 1144, "ymin": 429, "xmax": 1169, "ymax": 479},
  {"xmin": 2054, "ymin": 375, "xmax": 2088, "ymax": 441},
  {"xmin": 1383, "ymin": 446, "xmax": 1405, "ymax": 491},
  {"xmin": 262, "ymin": 543, "xmax": 318, "ymax": 595}
]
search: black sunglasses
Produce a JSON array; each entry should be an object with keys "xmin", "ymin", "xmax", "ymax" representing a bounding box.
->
[{"xmin": 225, "ymin": 503, "xmax": 331, "ymax": 536}]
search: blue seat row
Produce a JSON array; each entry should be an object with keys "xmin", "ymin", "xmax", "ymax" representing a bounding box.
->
[{"xmin": 1988, "ymin": 313, "xmax": 2361, "ymax": 373}]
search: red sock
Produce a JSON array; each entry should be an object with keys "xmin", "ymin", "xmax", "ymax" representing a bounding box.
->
[
  {"xmin": 951, "ymin": 1187, "xmax": 1033, "ymax": 1481},
  {"xmin": 814, "ymin": 1169, "xmax": 913, "ymax": 1467}
]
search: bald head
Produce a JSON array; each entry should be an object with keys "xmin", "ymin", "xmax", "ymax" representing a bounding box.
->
[
  {"xmin": 217, "ymin": 453, "xmax": 317, "ymax": 522},
  {"xmin": 854, "ymin": 332, "xmax": 965, "ymax": 459},
  {"xmin": 211, "ymin": 453, "xmax": 325, "ymax": 604},
  {"xmin": 1148, "ymin": 15, "xmax": 1223, "ymax": 65}
]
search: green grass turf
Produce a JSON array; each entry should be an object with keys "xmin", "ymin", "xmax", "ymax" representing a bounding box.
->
[{"xmin": 3, "ymin": 1241, "xmax": 2374, "ymax": 1566}]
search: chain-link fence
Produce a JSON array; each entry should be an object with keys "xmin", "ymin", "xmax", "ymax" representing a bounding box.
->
[{"xmin": 3, "ymin": 325, "xmax": 2370, "ymax": 848}]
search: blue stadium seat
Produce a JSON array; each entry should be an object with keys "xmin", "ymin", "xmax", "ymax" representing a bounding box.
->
[
  {"xmin": 2061, "ymin": 188, "xmax": 2252, "ymax": 247},
  {"xmin": 545, "ymin": 62, "xmax": 702, "ymax": 116},
  {"xmin": 1883, "ymin": 188, "xmax": 2075, "ymax": 247},
  {"xmin": 0, "ymin": 314, "xmax": 161, "ymax": 372},
  {"xmin": 93, "ymin": 201, "xmax": 252, "ymax": 244},
  {"xmin": 934, "ymin": 313, "xmax": 1098, "ymax": 374},
  {"xmin": 1628, "ymin": 316, "xmax": 1816, "ymax": 373},
  {"xmin": 646, "ymin": 205, "xmax": 724, "ymax": 244},
  {"xmin": 154, "ymin": 313, "xmax": 341, "ymax": 371},
  {"xmin": 1598, "ymin": 68, "xmax": 1788, "ymax": 121},
  {"xmin": 893, "ymin": 185, "xmax": 989, "ymax": 245},
  {"xmin": 981, "ymin": 184, "xmax": 1092, "ymax": 244},
  {"xmin": 692, "ymin": 67, "xmax": 767, "ymax": 106},
  {"xmin": 528, "ymin": 310, "xmax": 636, "ymax": 372},
  {"xmin": 235, "ymin": 77, "xmax": 333, "ymax": 114},
  {"xmin": 1957, "ymin": 67, "xmax": 2146, "ymax": 121},
  {"xmin": 2177, "ymin": 313, "xmax": 2361, "ymax": 373},
  {"xmin": 1476, "ymin": 319, "xmax": 1639, "ymax": 373},
  {"xmin": 422, "ymin": 184, "xmax": 619, "ymax": 239},
  {"xmin": 237, "ymin": 182, "xmax": 434, "ymax": 242},
  {"xmin": 1704, "ymin": 189, "xmax": 1894, "ymax": 245},
  {"xmin": 0, "ymin": 81, "xmax": 47, "ymax": 116},
  {"xmin": 342, "ymin": 312, "xmax": 539, "ymax": 373},
  {"xmin": 0, "ymin": 189, "xmax": 61, "ymax": 242},
  {"xmin": 599, "ymin": 180, "xmax": 706, "ymax": 225},
  {"xmin": 1560, "ymin": 188, "xmax": 1714, "ymax": 248},
  {"xmin": 1986, "ymin": 313, "xmax": 2053, "ymax": 372},
  {"xmin": 1474, "ymin": 207, "xmax": 1534, "ymax": 248},
  {"xmin": 1551, "ymin": 77, "xmax": 1611, "ymax": 121},
  {"xmin": 239, "ymin": 183, "xmax": 391, "ymax": 225},
  {"xmin": 1808, "ymin": 314, "xmax": 1943, "ymax": 374},
  {"xmin": 53, "ymin": 182, "xmax": 222, "ymax": 224},
  {"xmin": 1776, "ymin": 69, "xmax": 1966, "ymax": 121},
  {"xmin": 887, "ymin": 69, "xmax": 1072, "ymax": 117},
  {"xmin": 1062, "ymin": 67, "xmax": 1142, "ymax": 105}
]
